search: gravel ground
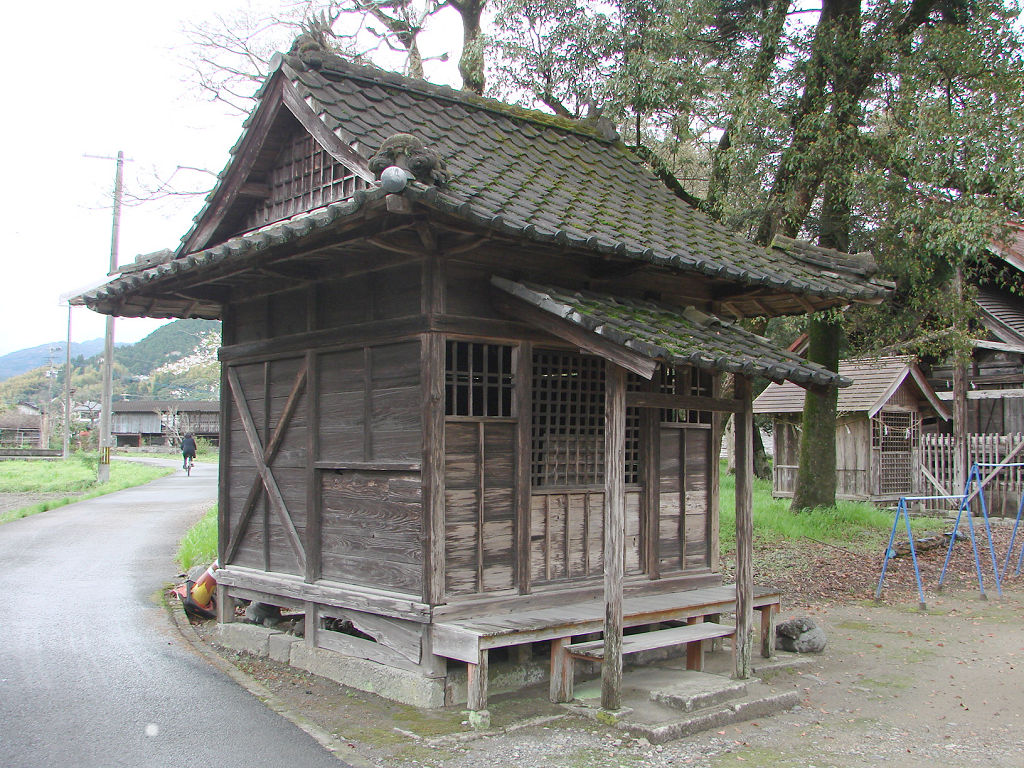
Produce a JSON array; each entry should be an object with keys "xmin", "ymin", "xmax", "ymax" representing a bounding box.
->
[{"xmin": 182, "ymin": 523, "xmax": 1024, "ymax": 768}]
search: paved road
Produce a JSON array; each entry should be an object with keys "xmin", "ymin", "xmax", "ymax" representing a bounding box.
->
[{"xmin": 0, "ymin": 460, "xmax": 346, "ymax": 767}]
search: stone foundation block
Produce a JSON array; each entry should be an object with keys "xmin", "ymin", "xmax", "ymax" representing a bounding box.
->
[
  {"xmin": 268, "ymin": 633, "xmax": 299, "ymax": 663},
  {"xmin": 289, "ymin": 642, "xmax": 445, "ymax": 709},
  {"xmin": 216, "ymin": 622, "xmax": 282, "ymax": 657}
]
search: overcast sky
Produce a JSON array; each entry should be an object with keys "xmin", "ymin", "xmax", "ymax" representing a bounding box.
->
[{"xmin": 1, "ymin": 0, "xmax": 462, "ymax": 357}]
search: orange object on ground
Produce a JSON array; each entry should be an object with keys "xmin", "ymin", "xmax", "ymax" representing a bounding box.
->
[{"xmin": 190, "ymin": 561, "xmax": 219, "ymax": 608}]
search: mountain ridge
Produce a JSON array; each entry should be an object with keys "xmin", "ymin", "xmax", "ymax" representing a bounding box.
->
[{"xmin": 0, "ymin": 319, "xmax": 222, "ymax": 409}]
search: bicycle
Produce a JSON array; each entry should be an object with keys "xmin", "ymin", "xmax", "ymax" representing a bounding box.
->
[{"xmin": 184, "ymin": 455, "xmax": 195, "ymax": 476}]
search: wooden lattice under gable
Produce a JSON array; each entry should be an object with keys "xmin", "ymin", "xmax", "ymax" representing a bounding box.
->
[{"xmin": 242, "ymin": 130, "xmax": 367, "ymax": 231}]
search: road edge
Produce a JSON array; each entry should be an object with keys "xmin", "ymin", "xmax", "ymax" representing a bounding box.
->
[{"xmin": 163, "ymin": 591, "xmax": 374, "ymax": 768}]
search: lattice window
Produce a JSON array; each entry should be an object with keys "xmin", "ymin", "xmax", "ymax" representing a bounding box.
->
[
  {"xmin": 873, "ymin": 411, "xmax": 920, "ymax": 495},
  {"xmin": 243, "ymin": 133, "xmax": 367, "ymax": 231},
  {"xmin": 658, "ymin": 366, "xmax": 714, "ymax": 424},
  {"xmin": 532, "ymin": 351, "xmax": 606, "ymax": 487},
  {"xmin": 625, "ymin": 374, "xmax": 643, "ymax": 485},
  {"xmin": 445, "ymin": 341, "xmax": 514, "ymax": 417}
]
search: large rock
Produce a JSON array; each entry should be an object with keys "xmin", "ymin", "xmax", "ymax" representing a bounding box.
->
[
  {"xmin": 776, "ymin": 617, "xmax": 827, "ymax": 653},
  {"xmin": 245, "ymin": 602, "xmax": 283, "ymax": 627}
]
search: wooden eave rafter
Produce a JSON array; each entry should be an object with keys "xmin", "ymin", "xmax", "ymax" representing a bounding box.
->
[
  {"xmin": 625, "ymin": 391, "xmax": 744, "ymax": 414},
  {"xmin": 179, "ymin": 70, "xmax": 376, "ymax": 257},
  {"xmin": 494, "ymin": 293, "xmax": 658, "ymax": 380}
]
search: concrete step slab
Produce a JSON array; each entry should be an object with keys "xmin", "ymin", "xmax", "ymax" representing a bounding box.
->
[
  {"xmin": 649, "ymin": 673, "xmax": 750, "ymax": 712},
  {"xmin": 621, "ymin": 690, "xmax": 801, "ymax": 744}
]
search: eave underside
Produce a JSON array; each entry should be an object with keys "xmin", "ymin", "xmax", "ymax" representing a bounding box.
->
[{"xmin": 79, "ymin": 207, "xmax": 865, "ymax": 323}]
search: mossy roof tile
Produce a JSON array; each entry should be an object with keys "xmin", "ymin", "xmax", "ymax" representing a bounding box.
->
[
  {"xmin": 79, "ymin": 53, "xmax": 893, "ymax": 318},
  {"xmin": 492, "ymin": 278, "xmax": 846, "ymax": 387}
]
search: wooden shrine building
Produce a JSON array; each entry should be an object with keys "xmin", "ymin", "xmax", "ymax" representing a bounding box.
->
[
  {"xmin": 75, "ymin": 47, "xmax": 891, "ymax": 715},
  {"xmin": 755, "ymin": 356, "xmax": 949, "ymax": 503}
]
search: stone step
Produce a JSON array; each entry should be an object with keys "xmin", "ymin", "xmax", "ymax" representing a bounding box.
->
[
  {"xmin": 649, "ymin": 674, "xmax": 750, "ymax": 712},
  {"xmin": 622, "ymin": 690, "xmax": 801, "ymax": 745}
]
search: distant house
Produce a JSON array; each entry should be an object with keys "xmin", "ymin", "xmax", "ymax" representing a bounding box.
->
[
  {"xmin": 926, "ymin": 224, "xmax": 1024, "ymax": 434},
  {"xmin": 111, "ymin": 400, "xmax": 219, "ymax": 447},
  {"xmin": 0, "ymin": 410, "xmax": 43, "ymax": 448},
  {"xmin": 755, "ymin": 356, "xmax": 949, "ymax": 502}
]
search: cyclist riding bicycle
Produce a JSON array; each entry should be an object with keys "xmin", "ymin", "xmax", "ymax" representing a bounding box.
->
[{"xmin": 181, "ymin": 432, "xmax": 197, "ymax": 470}]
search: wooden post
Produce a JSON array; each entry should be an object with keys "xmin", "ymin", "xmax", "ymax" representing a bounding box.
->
[
  {"xmin": 549, "ymin": 637, "xmax": 574, "ymax": 703},
  {"xmin": 733, "ymin": 375, "xmax": 754, "ymax": 679},
  {"xmin": 602, "ymin": 364, "xmax": 626, "ymax": 711},
  {"xmin": 422, "ymin": 332, "xmax": 446, "ymax": 605},
  {"xmin": 953, "ymin": 361, "xmax": 968, "ymax": 494},
  {"xmin": 953, "ymin": 266, "xmax": 969, "ymax": 495},
  {"xmin": 305, "ymin": 350, "xmax": 322, "ymax": 584}
]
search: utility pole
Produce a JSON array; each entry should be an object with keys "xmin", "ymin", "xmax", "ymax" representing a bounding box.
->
[
  {"xmin": 64, "ymin": 305, "xmax": 72, "ymax": 459},
  {"xmin": 89, "ymin": 151, "xmax": 125, "ymax": 483}
]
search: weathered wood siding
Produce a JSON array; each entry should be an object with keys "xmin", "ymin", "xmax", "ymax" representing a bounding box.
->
[
  {"xmin": 316, "ymin": 340, "xmax": 423, "ymax": 595},
  {"xmin": 320, "ymin": 470, "xmax": 423, "ymax": 594},
  {"xmin": 226, "ymin": 356, "xmax": 309, "ymax": 576},
  {"xmin": 229, "ymin": 261, "xmax": 422, "ymax": 346},
  {"xmin": 659, "ymin": 426, "xmax": 710, "ymax": 573},
  {"xmin": 835, "ymin": 417, "xmax": 871, "ymax": 499},
  {"xmin": 318, "ymin": 342, "xmax": 422, "ymax": 464},
  {"xmin": 444, "ymin": 421, "xmax": 516, "ymax": 595},
  {"xmin": 220, "ymin": 261, "xmax": 426, "ymax": 599},
  {"xmin": 529, "ymin": 490, "xmax": 643, "ymax": 585}
]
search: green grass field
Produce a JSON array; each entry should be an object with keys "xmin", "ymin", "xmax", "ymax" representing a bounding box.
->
[
  {"xmin": 177, "ymin": 505, "xmax": 218, "ymax": 571},
  {"xmin": 175, "ymin": 462, "xmax": 947, "ymax": 572},
  {"xmin": 718, "ymin": 463, "xmax": 947, "ymax": 552},
  {"xmin": 0, "ymin": 456, "xmax": 174, "ymax": 524}
]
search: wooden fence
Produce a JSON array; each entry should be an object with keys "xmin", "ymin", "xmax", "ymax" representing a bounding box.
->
[{"xmin": 920, "ymin": 433, "xmax": 1024, "ymax": 516}]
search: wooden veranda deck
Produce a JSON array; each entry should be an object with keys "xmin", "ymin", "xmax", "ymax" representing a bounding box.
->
[{"xmin": 431, "ymin": 584, "xmax": 782, "ymax": 711}]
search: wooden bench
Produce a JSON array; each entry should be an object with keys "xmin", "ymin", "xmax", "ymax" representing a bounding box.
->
[
  {"xmin": 431, "ymin": 584, "xmax": 781, "ymax": 713},
  {"xmin": 551, "ymin": 620, "xmax": 736, "ymax": 703}
]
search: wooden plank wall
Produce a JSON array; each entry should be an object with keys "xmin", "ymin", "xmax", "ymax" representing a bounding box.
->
[
  {"xmin": 444, "ymin": 422, "xmax": 516, "ymax": 595},
  {"xmin": 227, "ymin": 356, "xmax": 309, "ymax": 576},
  {"xmin": 222, "ymin": 259, "xmax": 425, "ymax": 598},
  {"xmin": 835, "ymin": 417, "xmax": 871, "ymax": 499},
  {"xmin": 317, "ymin": 340, "xmax": 423, "ymax": 595},
  {"xmin": 320, "ymin": 470, "xmax": 422, "ymax": 593},
  {"xmin": 658, "ymin": 427, "xmax": 710, "ymax": 573},
  {"xmin": 528, "ymin": 490, "xmax": 642, "ymax": 585}
]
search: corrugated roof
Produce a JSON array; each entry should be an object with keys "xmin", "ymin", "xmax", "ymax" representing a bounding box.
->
[
  {"xmin": 753, "ymin": 356, "xmax": 949, "ymax": 417},
  {"xmin": 0, "ymin": 412, "xmax": 42, "ymax": 429},
  {"xmin": 975, "ymin": 288, "xmax": 1024, "ymax": 347},
  {"xmin": 112, "ymin": 400, "xmax": 219, "ymax": 413},
  {"xmin": 493, "ymin": 279, "xmax": 847, "ymax": 387},
  {"xmin": 75, "ymin": 52, "xmax": 891, "ymax": 318}
]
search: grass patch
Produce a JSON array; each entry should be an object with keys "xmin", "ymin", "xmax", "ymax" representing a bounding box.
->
[
  {"xmin": 0, "ymin": 457, "xmax": 174, "ymax": 525},
  {"xmin": 719, "ymin": 463, "xmax": 947, "ymax": 551},
  {"xmin": 177, "ymin": 505, "xmax": 218, "ymax": 571}
]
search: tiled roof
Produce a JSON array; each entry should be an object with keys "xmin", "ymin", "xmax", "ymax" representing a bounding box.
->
[
  {"xmin": 753, "ymin": 356, "xmax": 949, "ymax": 417},
  {"xmin": 77, "ymin": 52, "xmax": 891, "ymax": 316},
  {"xmin": 112, "ymin": 400, "xmax": 219, "ymax": 413},
  {"xmin": 492, "ymin": 279, "xmax": 846, "ymax": 387},
  {"xmin": 278, "ymin": 55, "xmax": 891, "ymax": 303}
]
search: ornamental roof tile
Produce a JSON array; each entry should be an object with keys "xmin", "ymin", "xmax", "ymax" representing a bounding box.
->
[{"xmin": 492, "ymin": 278, "xmax": 847, "ymax": 388}]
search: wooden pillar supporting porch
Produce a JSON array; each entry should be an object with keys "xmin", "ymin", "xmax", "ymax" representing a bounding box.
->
[
  {"xmin": 734, "ymin": 375, "xmax": 755, "ymax": 679},
  {"xmin": 601, "ymin": 364, "xmax": 626, "ymax": 711}
]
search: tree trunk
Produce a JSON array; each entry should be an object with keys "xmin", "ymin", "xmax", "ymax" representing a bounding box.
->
[
  {"xmin": 790, "ymin": 315, "xmax": 841, "ymax": 511},
  {"xmin": 452, "ymin": 0, "xmax": 486, "ymax": 94}
]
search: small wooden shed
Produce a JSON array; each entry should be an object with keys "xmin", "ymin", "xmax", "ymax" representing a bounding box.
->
[
  {"xmin": 75, "ymin": 49, "xmax": 890, "ymax": 713},
  {"xmin": 111, "ymin": 399, "xmax": 220, "ymax": 446},
  {"xmin": 755, "ymin": 356, "xmax": 949, "ymax": 502}
]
